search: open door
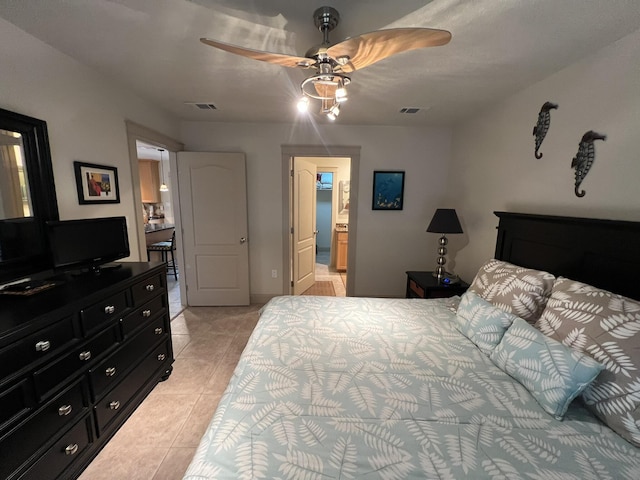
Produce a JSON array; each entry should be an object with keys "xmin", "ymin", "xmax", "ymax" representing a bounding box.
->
[
  {"xmin": 292, "ymin": 157, "xmax": 317, "ymax": 295},
  {"xmin": 177, "ymin": 152, "xmax": 249, "ymax": 305}
]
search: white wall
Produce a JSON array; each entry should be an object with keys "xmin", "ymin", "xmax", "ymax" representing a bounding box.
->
[
  {"xmin": 448, "ymin": 28, "xmax": 640, "ymax": 283},
  {"xmin": 0, "ymin": 18, "xmax": 180, "ymax": 261},
  {"xmin": 180, "ymin": 121, "xmax": 453, "ymax": 297}
]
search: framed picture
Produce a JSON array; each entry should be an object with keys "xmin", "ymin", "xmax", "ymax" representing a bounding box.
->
[
  {"xmin": 372, "ymin": 171, "xmax": 405, "ymax": 210},
  {"xmin": 74, "ymin": 161, "xmax": 120, "ymax": 204}
]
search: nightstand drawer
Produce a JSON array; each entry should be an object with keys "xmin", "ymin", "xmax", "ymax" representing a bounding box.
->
[{"xmin": 409, "ymin": 279, "xmax": 425, "ymax": 298}]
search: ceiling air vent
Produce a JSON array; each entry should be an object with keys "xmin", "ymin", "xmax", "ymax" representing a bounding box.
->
[
  {"xmin": 185, "ymin": 102, "xmax": 218, "ymax": 110},
  {"xmin": 400, "ymin": 107, "xmax": 421, "ymax": 114}
]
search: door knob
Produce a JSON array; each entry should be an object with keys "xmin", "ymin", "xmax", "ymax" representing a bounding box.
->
[{"xmin": 240, "ymin": 237, "xmax": 247, "ymax": 244}]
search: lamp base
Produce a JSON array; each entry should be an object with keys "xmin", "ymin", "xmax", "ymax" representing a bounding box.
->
[{"xmin": 432, "ymin": 270, "xmax": 460, "ymax": 284}]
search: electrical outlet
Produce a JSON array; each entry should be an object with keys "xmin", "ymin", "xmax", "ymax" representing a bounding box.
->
[{"xmin": 271, "ymin": 269, "xmax": 278, "ymax": 278}]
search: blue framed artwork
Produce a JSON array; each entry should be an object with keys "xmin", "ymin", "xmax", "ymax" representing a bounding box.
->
[{"xmin": 372, "ymin": 171, "xmax": 405, "ymax": 210}]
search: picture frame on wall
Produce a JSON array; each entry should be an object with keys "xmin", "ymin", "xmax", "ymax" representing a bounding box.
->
[
  {"xmin": 74, "ymin": 161, "xmax": 120, "ymax": 204},
  {"xmin": 372, "ymin": 171, "xmax": 405, "ymax": 210}
]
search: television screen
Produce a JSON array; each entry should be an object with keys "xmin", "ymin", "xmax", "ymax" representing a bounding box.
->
[{"xmin": 46, "ymin": 216, "xmax": 130, "ymax": 273}]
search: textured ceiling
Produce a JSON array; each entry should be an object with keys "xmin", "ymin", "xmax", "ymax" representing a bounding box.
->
[{"xmin": 1, "ymin": 0, "xmax": 639, "ymax": 126}]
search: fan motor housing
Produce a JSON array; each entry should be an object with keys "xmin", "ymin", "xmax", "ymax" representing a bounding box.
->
[{"xmin": 313, "ymin": 6, "xmax": 340, "ymax": 33}]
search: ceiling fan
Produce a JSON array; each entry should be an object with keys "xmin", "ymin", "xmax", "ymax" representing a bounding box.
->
[{"xmin": 201, "ymin": 6, "xmax": 451, "ymax": 120}]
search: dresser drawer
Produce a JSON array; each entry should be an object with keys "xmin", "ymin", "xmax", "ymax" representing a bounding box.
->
[
  {"xmin": 0, "ymin": 316, "xmax": 77, "ymax": 385},
  {"xmin": 121, "ymin": 295, "xmax": 166, "ymax": 337},
  {"xmin": 0, "ymin": 378, "xmax": 34, "ymax": 433},
  {"xmin": 80, "ymin": 291, "xmax": 129, "ymax": 335},
  {"xmin": 90, "ymin": 316, "xmax": 167, "ymax": 399},
  {"xmin": 34, "ymin": 326, "xmax": 119, "ymax": 400},
  {"xmin": 94, "ymin": 340, "xmax": 171, "ymax": 434},
  {"xmin": 0, "ymin": 379, "xmax": 86, "ymax": 480},
  {"xmin": 19, "ymin": 415, "xmax": 92, "ymax": 480},
  {"xmin": 131, "ymin": 274, "xmax": 165, "ymax": 306}
]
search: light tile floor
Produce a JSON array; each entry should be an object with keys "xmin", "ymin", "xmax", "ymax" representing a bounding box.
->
[{"xmin": 315, "ymin": 251, "xmax": 346, "ymax": 296}]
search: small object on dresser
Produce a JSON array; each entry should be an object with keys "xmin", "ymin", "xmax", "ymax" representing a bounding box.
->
[
  {"xmin": 0, "ymin": 279, "xmax": 58, "ymax": 296},
  {"xmin": 406, "ymin": 271, "xmax": 469, "ymax": 299}
]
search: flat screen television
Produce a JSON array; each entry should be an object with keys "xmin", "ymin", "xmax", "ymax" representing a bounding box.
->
[{"xmin": 46, "ymin": 216, "xmax": 130, "ymax": 274}]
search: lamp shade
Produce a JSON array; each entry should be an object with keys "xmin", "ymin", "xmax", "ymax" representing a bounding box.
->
[{"xmin": 426, "ymin": 209, "xmax": 463, "ymax": 234}]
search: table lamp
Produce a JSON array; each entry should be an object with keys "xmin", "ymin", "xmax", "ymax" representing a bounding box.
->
[{"xmin": 426, "ymin": 208, "xmax": 463, "ymax": 281}]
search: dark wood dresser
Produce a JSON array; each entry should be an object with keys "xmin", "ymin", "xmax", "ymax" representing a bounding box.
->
[{"xmin": 0, "ymin": 262, "xmax": 173, "ymax": 480}]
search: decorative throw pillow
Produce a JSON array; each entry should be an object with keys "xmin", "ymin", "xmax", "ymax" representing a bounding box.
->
[
  {"xmin": 535, "ymin": 277, "xmax": 640, "ymax": 446},
  {"xmin": 468, "ymin": 259, "xmax": 555, "ymax": 324},
  {"xmin": 456, "ymin": 291, "xmax": 519, "ymax": 355},
  {"xmin": 490, "ymin": 317, "xmax": 604, "ymax": 420}
]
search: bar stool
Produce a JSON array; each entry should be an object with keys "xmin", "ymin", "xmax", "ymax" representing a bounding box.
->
[{"xmin": 147, "ymin": 230, "xmax": 178, "ymax": 280}]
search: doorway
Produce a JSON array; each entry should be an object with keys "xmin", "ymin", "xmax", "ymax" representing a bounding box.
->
[
  {"xmin": 314, "ymin": 168, "xmax": 346, "ymax": 296},
  {"xmin": 126, "ymin": 121, "xmax": 185, "ymax": 318},
  {"xmin": 281, "ymin": 145, "xmax": 360, "ymax": 297}
]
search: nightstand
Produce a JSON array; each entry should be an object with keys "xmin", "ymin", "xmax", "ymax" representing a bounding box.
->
[{"xmin": 405, "ymin": 271, "xmax": 469, "ymax": 299}]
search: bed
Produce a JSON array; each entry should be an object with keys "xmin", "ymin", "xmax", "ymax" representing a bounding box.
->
[{"xmin": 183, "ymin": 212, "xmax": 640, "ymax": 479}]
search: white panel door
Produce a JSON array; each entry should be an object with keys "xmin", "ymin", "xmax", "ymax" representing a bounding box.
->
[
  {"xmin": 177, "ymin": 152, "xmax": 249, "ymax": 305},
  {"xmin": 292, "ymin": 157, "xmax": 317, "ymax": 295}
]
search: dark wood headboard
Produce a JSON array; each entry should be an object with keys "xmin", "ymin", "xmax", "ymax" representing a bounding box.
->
[{"xmin": 494, "ymin": 212, "xmax": 640, "ymax": 301}]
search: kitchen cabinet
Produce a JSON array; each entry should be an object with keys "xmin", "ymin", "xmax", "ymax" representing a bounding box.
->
[
  {"xmin": 139, "ymin": 160, "xmax": 160, "ymax": 204},
  {"xmin": 336, "ymin": 231, "xmax": 348, "ymax": 272}
]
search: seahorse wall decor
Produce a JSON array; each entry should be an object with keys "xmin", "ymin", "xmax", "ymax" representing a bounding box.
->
[
  {"xmin": 571, "ymin": 130, "xmax": 606, "ymax": 197},
  {"xmin": 533, "ymin": 101, "xmax": 558, "ymax": 159}
]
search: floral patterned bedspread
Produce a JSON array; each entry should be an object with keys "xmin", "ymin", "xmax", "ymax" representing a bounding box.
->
[{"xmin": 183, "ymin": 296, "xmax": 640, "ymax": 479}]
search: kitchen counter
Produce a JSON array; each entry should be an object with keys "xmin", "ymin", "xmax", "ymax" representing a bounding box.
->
[
  {"xmin": 144, "ymin": 223, "xmax": 174, "ymax": 234},
  {"xmin": 145, "ymin": 223, "xmax": 174, "ymax": 246}
]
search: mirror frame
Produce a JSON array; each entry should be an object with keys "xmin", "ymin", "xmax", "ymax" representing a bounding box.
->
[{"xmin": 0, "ymin": 107, "xmax": 59, "ymax": 222}]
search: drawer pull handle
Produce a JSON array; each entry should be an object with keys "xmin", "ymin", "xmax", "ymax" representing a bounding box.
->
[
  {"xmin": 145, "ymin": 284, "xmax": 155, "ymax": 292},
  {"xmin": 142, "ymin": 309, "xmax": 152, "ymax": 318},
  {"xmin": 154, "ymin": 327, "xmax": 163, "ymax": 335},
  {"xmin": 104, "ymin": 305, "xmax": 116, "ymax": 315},
  {"xmin": 35, "ymin": 340, "xmax": 51, "ymax": 352},
  {"xmin": 157, "ymin": 353, "xmax": 166, "ymax": 361},
  {"xmin": 65, "ymin": 444, "xmax": 79, "ymax": 456},
  {"xmin": 58, "ymin": 405, "xmax": 73, "ymax": 416},
  {"xmin": 105, "ymin": 367, "xmax": 116, "ymax": 377},
  {"xmin": 109, "ymin": 400, "xmax": 120, "ymax": 410},
  {"xmin": 78, "ymin": 350, "xmax": 92, "ymax": 361}
]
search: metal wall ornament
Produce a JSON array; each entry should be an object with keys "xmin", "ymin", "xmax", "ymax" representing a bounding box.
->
[
  {"xmin": 533, "ymin": 101, "xmax": 558, "ymax": 158},
  {"xmin": 571, "ymin": 130, "xmax": 606, "ymax": 197}
]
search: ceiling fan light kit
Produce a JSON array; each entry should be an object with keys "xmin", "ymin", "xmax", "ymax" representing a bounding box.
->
[{"xmin": 200, "ymin": 6, "xmax": 451, "ymax": 121}]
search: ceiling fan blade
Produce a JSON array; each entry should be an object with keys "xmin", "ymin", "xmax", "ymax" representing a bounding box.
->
[
  {"xmin": 200, "ymin": 38, "xmax": 316, "ymax": 69},
  {"xmin": 327, "ymin": 28, "xmax": 451, "ymax": 73}
]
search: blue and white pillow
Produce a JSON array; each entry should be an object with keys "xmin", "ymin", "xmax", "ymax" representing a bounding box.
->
[
  {"xmin": 456, "ymin": 291, "xmax": 519, "ymax": 355},
  {"xmin": 490, "ymin": 317, "xmax": 604, "ymax": 420}
]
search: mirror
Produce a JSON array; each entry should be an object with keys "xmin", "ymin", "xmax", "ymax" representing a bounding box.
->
[
  {"xmin": 0, "ymin": 107, "xmax": 58, "ymax": 284},
  {"xmin": 0, "ymin": 107, "xmax": 58, "ymax": 222},
  {"xmin": 0, "ymin": 129, "xmax": 32, "ymax": 219}
]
